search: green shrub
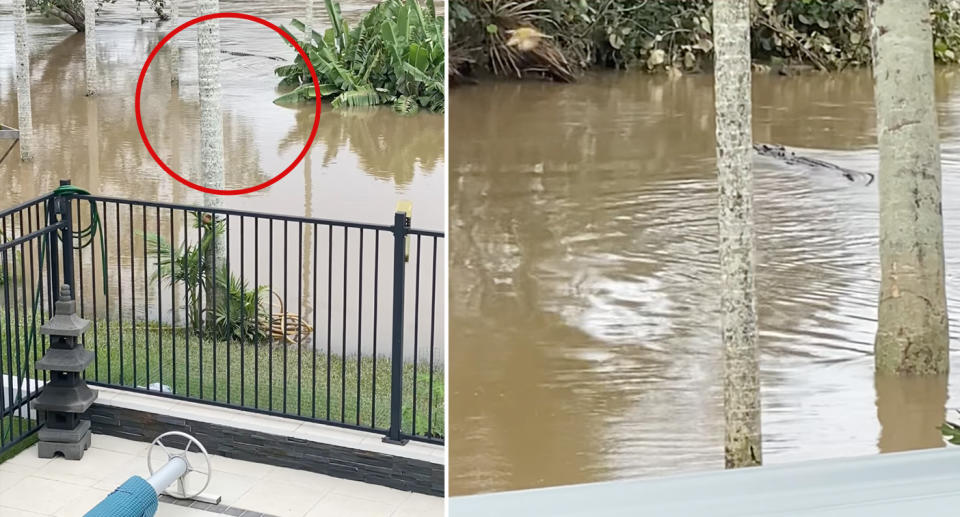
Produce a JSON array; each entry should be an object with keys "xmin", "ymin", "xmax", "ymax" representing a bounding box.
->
[
  {"xmin": 450, "ymin": 0, "xmax": 960, "ymax": 81},
  {"xmin": 143, "ymin": 213, "xmax": 269, "ymax": 343},
  {"xmin": 274, "ymin": 0, "xmax": 445, "ymax": 114}
]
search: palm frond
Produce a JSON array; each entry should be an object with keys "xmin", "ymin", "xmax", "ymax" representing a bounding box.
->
[{"xmin": 332, "ymin": 88, "xmax": 382, "ymax": 109}]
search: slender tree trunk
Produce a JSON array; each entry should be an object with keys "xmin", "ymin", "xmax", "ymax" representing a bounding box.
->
[
  {"xmin": 869, "ymin": 0, "xmax": 949, "ymax": 376},
  {"xmin": 714, "ymin": 0, "xmax": 761, "ymax": 469},
  {"xmin": 197, "ymin": 0, "xmax": 225, "ymax": 328},
  {"xmin": 14, "ymin": 0, "xmax": 33, "ymax": 160},
  {"xmin": 305, "ymin": 0, "xmax": 315, "ymax": 37},
  {"xmin": 86, "ymin": 97, "xmax": 99, "ymax": 188},
  {"xmin": 84, "ymin": 0, "xmax": 97, "ymax": 95},
  {"xmin": 169, "ymin": 0, "xmax": 180, "ymax": 84},
  {"xmin": 198, "ymin": 0, "xmax": 224, "ymax": 201},
  {"xmin": 302, "ymin": 152, "xmax": 313, "ymax": 313}
]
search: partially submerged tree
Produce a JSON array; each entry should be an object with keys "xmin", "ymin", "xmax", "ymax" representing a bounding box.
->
[
  {"xmin": 27, "ymin": 0, "xmax": 167, "ymax": 32},
  {"xmin": 197, "ymin": 0, "xmax": 224, "ymax": 204},
  {"xmin": 714, "ymin": 0, "xmax": 761, "ymax": 469},
  {"xmin": 869, "ymin": 0, "xmax": 949, "ymax": 375},
  {"xmin": 197, "ymin": 0, "xmax": 225, "ymax": 324},
  {"xmin": 15, "ymin": 0, "xmax": 34, "ymax": 160},
  {"xmin": 305, "ymin": 0, "xmax": 315, "ymax": 37},
  {"xmin": 169, "ymin": 0, "xmax": 180, "ymax": 85},
  {"xmin": 84, "ymin": 0, "xmax": 96, "ymax": 95}
]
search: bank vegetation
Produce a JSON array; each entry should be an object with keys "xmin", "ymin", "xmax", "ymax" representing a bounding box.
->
[{"xmin": 449, "ymin": 0, "xmax": 960, "ymax": 81}]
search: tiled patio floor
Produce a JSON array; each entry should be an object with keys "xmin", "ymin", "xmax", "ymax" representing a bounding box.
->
[{"xmin": 0, "ymin": 434, "xmax": 443, "ymax": 517}]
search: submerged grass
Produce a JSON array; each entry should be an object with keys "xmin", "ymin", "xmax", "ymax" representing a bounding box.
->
[{"xmin": 1, "ymin": 320, "xmax": 443, "ymax": 440}]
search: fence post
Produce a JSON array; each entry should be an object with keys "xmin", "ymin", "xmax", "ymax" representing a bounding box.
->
[
  {"xmin": 57, "ymin": 179, "xmax": 75, "ymax": 292},
  {"xmin": 384, "ymin": 210, "xmax": 410, "ymax": 445},
  {"xmin": 47, "ymin": 200, "xmax": 61, "ymax": 304}
]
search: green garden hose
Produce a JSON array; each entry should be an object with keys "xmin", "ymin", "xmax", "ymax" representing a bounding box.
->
[{"xmin": 50, "ymin": 184, "xmax": 108, "ymax": 271}]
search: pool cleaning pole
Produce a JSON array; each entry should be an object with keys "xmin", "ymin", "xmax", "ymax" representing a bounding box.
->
[{"xmin": 146, "ymin": 456, "xmax": 188, "ymax": 494}]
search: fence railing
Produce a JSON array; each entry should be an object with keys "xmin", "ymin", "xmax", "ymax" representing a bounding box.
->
[
  {"xmin": 0, "ymin": 183, "xmax": 444, "ymax": 447},
  {"xmin": 0, "ymin": 193, "xmax": 59, "ymax": 457}
]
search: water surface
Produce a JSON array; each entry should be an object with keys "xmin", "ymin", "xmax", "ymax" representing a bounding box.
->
[
  {"xmin": 450, "ymin": 69, "xmax": 960, "ymax": 495},
  {"xmin": 0, "ymin": 0, "xmax": 444, "ymax": 229}
]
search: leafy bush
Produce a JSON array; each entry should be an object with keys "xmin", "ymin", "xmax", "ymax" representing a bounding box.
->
[
  {"xmin": 942, "ymin": 414, "xmax": 960, "ymax": 445},
  {"xmin": 450, "ymin": 0, "xmax": 960, "ymax": 81},
  {"xmin": 933, "ymin": 0, "xmax": 960, "ymax": 64},
  {"xmin": 274, "ymin": 0, "xmax": 445, "ymax": 114},
  {"xmin": 144, "ymin": 213, "xmax": 269, "ymax": 342}
]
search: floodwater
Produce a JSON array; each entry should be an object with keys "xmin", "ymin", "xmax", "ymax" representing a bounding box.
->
[
  {"xmin": 450, "ymin": 69, "xmax": 960, "ymax": 495},
  {"xmin": 0, "ymin": 1, "xmax": 445, "ymax": 362},
  {"xmin": 0, "ymin": 0, "xmax": 444, "ymax": 228}
]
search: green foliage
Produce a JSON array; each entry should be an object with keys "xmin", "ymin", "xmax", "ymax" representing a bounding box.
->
[
  {"xmin": 0, "ymin": 418, "xmax": 38, "ymax": 464},
  {"xmin": 26, "ymin": 0, "xmax": 168, "ymax": 32},
  {"xmin": 450, "ymin": 0, "xmax": 960, "ymax": 80},
  {"xmin": 0, "ymin": 229, "xmax": 21, "ymax": 286},
  {"xmin": 942, "ymin": 416, "xmax": 960, "ymax": 445},
  {"xmin": 274, "ymin": 0, "xmax": 445, "ymax": 114},
  {"xmin": 450, "ymin": 0, "xmax": 574, "ymax": 81},
  {"xmin": 933, "ymin": 0, "xmax": 960, "ymax": 64},
  {"xmin": 143, "ymin": 213, "xmax": 269, "ymax": 342}
]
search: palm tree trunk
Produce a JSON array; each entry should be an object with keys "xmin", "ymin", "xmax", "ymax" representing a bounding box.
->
[
  {"xmin": 86, "ymin": 97, "xmax": 99, "ymax": 188},
  {"xmin": 198, "ymin": 0, "xmax": 224, "ymax": 200},
  {"xmin": 305, "ymin": 0, "xmax": 315, "ymax": 37},
  {"xmin": 869, "ymin": 0, "xmax": 949, "ymax": 375},
  {"xmin": 197, "ymin": 0, "xmax": 225, "ymax": 328},
  {"xmin": 169, "ymin": 0, "xmax": 180, "ymax": 84},
  {"xmin": 714, "ymin": 0, "xmax": 761, "ymax": 469},
  {"xmin": 14, "ymin": 0, "xmax": 33, "ymax": 160},
  {"xmin": 84, "ymin": 0, "xmax": 97, "ymax": 95}
]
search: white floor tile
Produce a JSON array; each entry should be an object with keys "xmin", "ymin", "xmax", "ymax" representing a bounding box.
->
[
  {"xmin": 0, "ymin": 461, "xmax": 33, "ymax": 491},
  {"xmin": 305, "ymin": 493, "xmax": 397, "ymax": 517},
  {"xmin": 199, "ymin": 468, "xmax": 260, "ymax": 503},
  {"xmin": 233, "ymin": 478, "xmax": 328, "ymax": 517},
  {"xmin": 392, "ymin": 493, "xmax": 444, "ymax": 517},
  {"xmin": 52, "ymin": 486, "xmax": 111, "ymax": 517},
  {"xmin": 264, "ymin": 464, "xmax": 342, "ymax": 491},
  {"xmin": 0, "ymin": 505, "xmax": 50, "ymax": 517},
  {"xmin": 0, "ymin": 476, "xmax": 89, "ymax": 515},
  {"xmin": 91, "ymin": 457, "xmax": 150, "ymax": 491},
  {"xmin": 3, "ymin": 445, "xmax": 53, "ymax": 471},
  {"xmin": 204, "ymin": 454, "xmax": 275, "ymax": 480},
  {"xmin": 89, "ymin": 434, "xmax": 150, "ymax": 456},
  {"xmin": 34, "ymin": 447, "xmax": 137, "ymax": 486},
  {"xmin": 332, "ymin": 479, "xmax": 413, "ymax": 506}
]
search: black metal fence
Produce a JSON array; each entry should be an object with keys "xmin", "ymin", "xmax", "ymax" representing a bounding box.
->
[
  {"xmin": 0, "ymin": 194, "xmax": 60, "ymax": 457},
  {"xmin": 0, "ymin": 184, "xmax": 444, "ymax": 449}
]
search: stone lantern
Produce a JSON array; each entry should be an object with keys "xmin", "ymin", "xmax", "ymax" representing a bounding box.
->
[{"xmin": 34, "ymin": 285, "xmax": 97, "ymax": 459}]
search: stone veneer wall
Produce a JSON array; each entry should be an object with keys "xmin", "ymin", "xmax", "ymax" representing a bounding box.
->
[{"xmin": 83, "ymin": 403, "xmax": 444, "ymax": 496}]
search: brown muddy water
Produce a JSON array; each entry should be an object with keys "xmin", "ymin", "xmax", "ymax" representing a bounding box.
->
[
  {"xmin": 0, "ymin": 0, "xmax": 444, "ymax": 227},
  {"xmin": 0, "ymin": 1, "xmax": 445, "ymax": 362},
  {"xmin": 450, "ymin": 69, "xmax": 960, "ymax": 495}
]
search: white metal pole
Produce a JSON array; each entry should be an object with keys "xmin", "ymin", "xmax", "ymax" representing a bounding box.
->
[{"xmin": 146, "ymin": 456, "xmax": 188, "ymax": 494}]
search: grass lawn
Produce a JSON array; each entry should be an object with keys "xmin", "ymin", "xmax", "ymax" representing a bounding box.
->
[
  {"xmin": 0, "ymin": 417, "xmax": 38, "ymax": 464},
  {"xmin": 2, "ymin": 320, "xmax": 444, "ymax": 440}
]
